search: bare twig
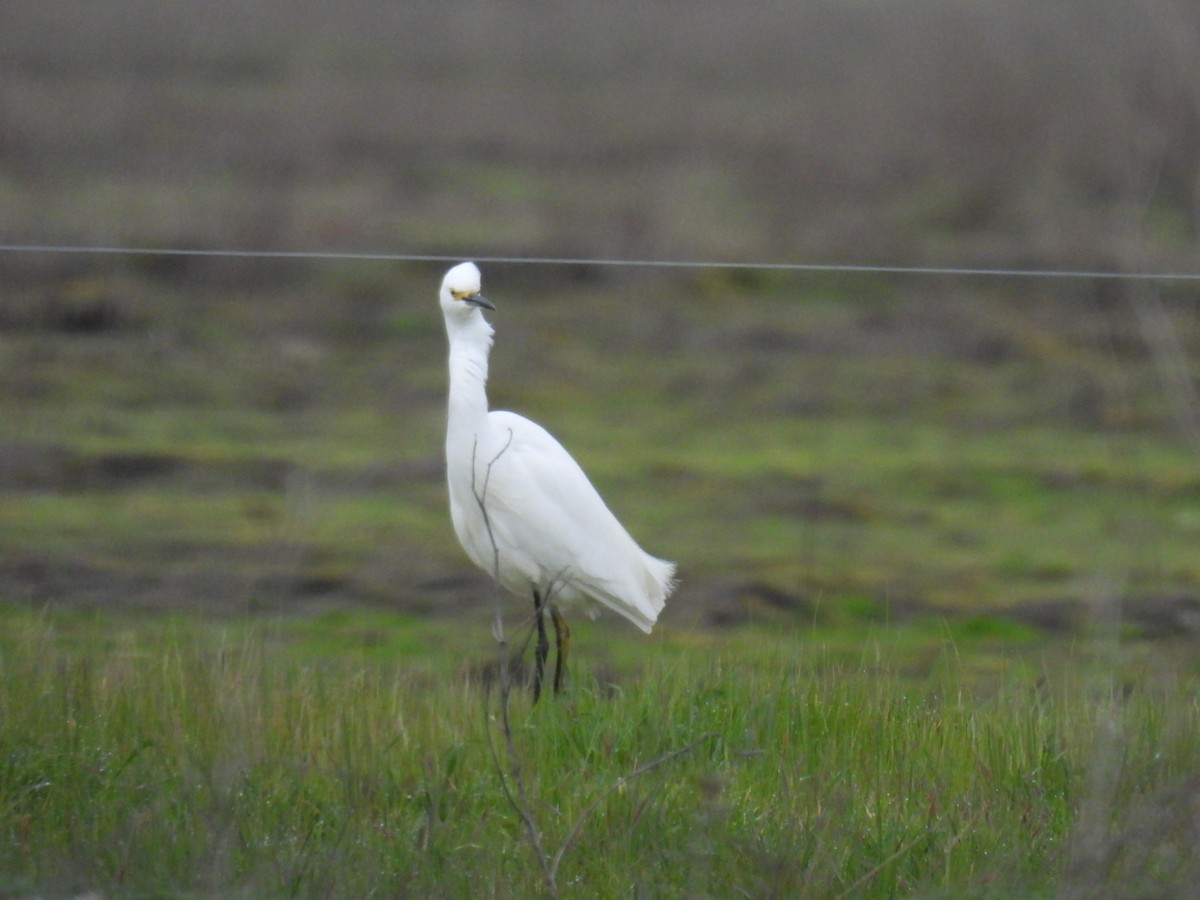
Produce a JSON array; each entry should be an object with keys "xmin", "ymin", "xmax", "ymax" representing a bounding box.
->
[
  {"xmin": 833, "ymin": 832, "xmax": 927, "ymax": 900},
  {"xmin": 470, "ymin": 431, "xmax": 709, "ymax": 894},
  {"xmin": 471, "ymin": 429, "xmax": 516, "ymax": 665},
  {"xmin": 549, "ymin": 732, "xmax": 721, "ymax": 881},
  {"xmin": 471, "ymin": 431, "xmax": 557, "ymax": 895}
]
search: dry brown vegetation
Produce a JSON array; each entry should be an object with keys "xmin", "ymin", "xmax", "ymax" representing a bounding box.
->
[{"xmin": 2, "ymin": 0, "xmax": 1199, "ymax": 268}]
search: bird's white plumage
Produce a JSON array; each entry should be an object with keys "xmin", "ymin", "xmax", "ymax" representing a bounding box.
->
[{"xmin": 439, "ymin": 261, "xmax": 674, "ymax": 632}]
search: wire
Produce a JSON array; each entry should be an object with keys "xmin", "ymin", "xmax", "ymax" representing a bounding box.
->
[{"xmin": 1, "ymin": 242, "xmax": 1199, "ymax": 281}]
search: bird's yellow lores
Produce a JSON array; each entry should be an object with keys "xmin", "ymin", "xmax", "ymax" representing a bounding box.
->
[{"xmin": 439, "ymin": 262, "xmax": 676, "ymax": 699}]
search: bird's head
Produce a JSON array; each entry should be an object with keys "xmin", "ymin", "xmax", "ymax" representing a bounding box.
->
[{"xmin": 439, "ymin": 261, "xmax": 495, "ymax": 320}]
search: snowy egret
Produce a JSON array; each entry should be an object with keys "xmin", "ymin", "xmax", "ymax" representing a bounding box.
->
[{"xmin": 439, "ymin": 262, "xmax": 675, "ymax": 699}]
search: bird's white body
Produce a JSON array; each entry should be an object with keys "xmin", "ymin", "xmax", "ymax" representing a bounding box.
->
[{"xmin": 440, "ymin": 262, "xmax": 674, "ymax": 632}]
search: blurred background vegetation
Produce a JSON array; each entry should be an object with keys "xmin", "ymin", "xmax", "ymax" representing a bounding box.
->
[{"xmin": 2, "ymin": 0, "xmax": 1199, "ymax": 648}]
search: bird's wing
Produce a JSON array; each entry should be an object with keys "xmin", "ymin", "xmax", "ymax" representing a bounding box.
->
[{"xmin": 478, "ymin": 411, "xmax": 668, "ymax": 628}]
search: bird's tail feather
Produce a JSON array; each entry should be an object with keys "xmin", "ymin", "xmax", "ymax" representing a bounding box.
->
[{"xmin": 611, "ymin": 552, "xmax": 676, "ymax": 634}]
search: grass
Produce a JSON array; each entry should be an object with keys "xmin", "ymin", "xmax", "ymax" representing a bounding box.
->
[
  {"xmin": 2, "ymin": 607, "xmax": 1198, "ymax": 897},
  {"xmin": 3, "ymin": 266, "xmax": 1198, "ymax": 628},
  {"xmin": 2, "ymin": 272, "xmax": 1196, "ymax": 741},
  {"xmin": 6, "ymin": 272, "xmax": 1195, "ymax": 897}
]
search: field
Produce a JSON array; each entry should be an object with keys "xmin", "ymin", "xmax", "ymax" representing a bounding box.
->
[
  {"xmin": 3, "ymin": 608, "xmax": 1200, "ymax": 898},
  {"xmin": 3, "ymin": 1, "xmax": 1200, "ymax": 897}
]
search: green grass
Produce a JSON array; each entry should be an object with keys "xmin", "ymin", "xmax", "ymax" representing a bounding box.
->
[
  {"xmin": 2, "ymin": 607, "xmax": 1199, "ymax": 897},
  {"xmin": 3, "ymin": 268, "xmax": 1198, "ymax": 630}
]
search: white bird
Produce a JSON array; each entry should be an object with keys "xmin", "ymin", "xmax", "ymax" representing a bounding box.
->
[{"xmin": 438, "ymin": 261, "xmax": 675, "ymax": 698}]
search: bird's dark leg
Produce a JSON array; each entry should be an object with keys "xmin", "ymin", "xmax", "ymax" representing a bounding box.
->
[
  {"xmin": 551, "ymin": 607, "xmax": 570, "ymax": 695},
  {"xmin": 532, "ymin": 588, "xmax": 550, "ymax": 703}
]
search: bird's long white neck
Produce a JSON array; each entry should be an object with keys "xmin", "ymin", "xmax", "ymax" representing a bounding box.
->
[{"xmin": 445, "ymin": 313, "xmax": 495, "ymax": 437}]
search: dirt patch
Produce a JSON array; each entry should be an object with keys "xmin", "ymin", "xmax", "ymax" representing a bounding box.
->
[
  {"xmin": 1002, "ymin": 594, "xmax": 1200, "ymax": 639},
  {"xmin": 0, "ymin": 443, "xmax": 291, "ymax": 491}
]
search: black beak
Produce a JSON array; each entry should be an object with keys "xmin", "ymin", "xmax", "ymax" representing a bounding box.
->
[{"xmin": 464, "ymin": 292, "xmax": 495, "ymax": 311}]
